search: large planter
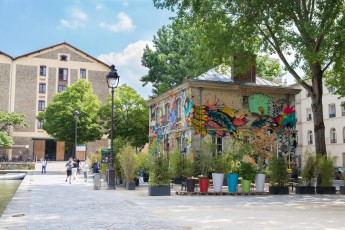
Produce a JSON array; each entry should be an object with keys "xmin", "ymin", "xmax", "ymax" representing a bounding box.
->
[
  {"xmin": 126, "ymin": 182, "xmax": 136, "ymax": 190},
  {"xmin": 340, "ymin": 186, "xmax": 345, "ymax": 194},
  {"xmin": 135, "ymin": 178, "xmax": 139, "ymax": 186},
  {"xmin": 227, "ymin": 174, "xmax": 238, "ymax": 192},
  {"xmin": 199, "ymin": 178, "xmax": 209, "ymax": 192},
  {"xmin": 269, "ymin": 186, "xmax": 289, "ymax": 195},
  {"xmin": 242, "ymin": 179, "xmax": 252, "ymax": 193},
  {"xmin": 295, "ymin": 186, "xmax": 315, "ymax": 194},
  {"xmin": 186, "ymin": 178, "xmax": 196, "ymax": 192},
  {"xmin": 212, "ymin": 173, "xmax": 224, "ymax": 192},
  {"xmin": 255, "ymin": 174, "xmax": 266, "ymax": 192},
  {"xmin": 148, "ymin": 186, "xmax": 171, "ymax": 196},
  {"xmin": 316, "ymin": 186, "xmax": 336, "ymax": 194}
]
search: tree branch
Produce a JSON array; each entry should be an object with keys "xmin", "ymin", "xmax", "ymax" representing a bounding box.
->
[
  {"xmin": 322, "ymin": 60, "xmax": 333, "ymax": 73},
  {"xmin": 264, "ymin": 22, "xmax": 311, "ymax": 91}
]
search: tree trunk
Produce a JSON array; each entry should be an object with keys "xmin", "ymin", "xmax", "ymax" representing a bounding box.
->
[{"xmin": 310, "ymin": 63, "xmax": 327, "ymax": 156}]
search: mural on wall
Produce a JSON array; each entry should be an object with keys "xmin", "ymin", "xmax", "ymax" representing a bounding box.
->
[{"xmin": 148, "ymin": 91, "xmax": 297, "ymax": 168}]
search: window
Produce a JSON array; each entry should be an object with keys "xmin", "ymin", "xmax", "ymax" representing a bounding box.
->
[
  {"xmin": 155, "ymin": 107, "xmax": 160, "ymax": 124},
  {"xmin": 328, "ymin": 87, "xmax": 335, "ymax": 93},
  {"xmin": 343, "ymin": 127, "xmax": 345, "ymax": 143},
  {"xmin": 59, "ymin": 68, "xmax": 68, "ymax": 81},
  {"xmin": 306, "ymin": 91, "xmax": 310, "ymax": 97},
  {"xmin": 212, "ymin": 137, "xmax": 223, "ymax": 154},
  {"xmin": 37, "ymin": 120, "xmax": 44, "ymax": 129},
  {"xmin": 38, "ymin": 101, "xmax": 45, "ymax": 111},
  {"xmin": 329, "ymin": 104, "xmax": 336, "ymax": 118},
  {"xmin": 176, "ymin": 99, "xmax": 182, "ymax": 121},
  {"xmin": 60, "ymin": 55, "xmax": 67, "ymax": 61},
  {"xmin": 307, "ymin": 130, "xmax": 313, "ymax": 145},
  {"xmin": 80, "ymin": 69, "xmax": 86, "ymax": 79},
  {"xmin": 39, "ymin": 83, "xmax": 46, "ymax": 93},
  {"xmin": 342, "ymin": 104, "xmax": 345, "ymax": 116},
  {"xmin": 306, "ymin": 108, "xmax": 312, "ymax": 121},
  {"xmin": 165, "ymin": 103, "xmax": 170, "ymax": 123},
  {"xmin": 58, "ymin": 85, "xmax": 67, "ymax": 92},
  {"xmin": 242, "ymin": 96, "xmax": 249, "ymax": 109},
  {"xmin": 330, "ymin": 128, "xmax": 337, "ymax": 144},
  {"xmin": 176, "ymin": 137, "xmax": 184, "ymax": 152},
  {"xmin": 40, "ymin": 66, "xmax": 46, "ymax": 76}
]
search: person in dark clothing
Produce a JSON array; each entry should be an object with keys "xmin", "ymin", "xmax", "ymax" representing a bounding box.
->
[{"xmin": 92, "ymin": 159, "xmax": 100, "ymax": 174}]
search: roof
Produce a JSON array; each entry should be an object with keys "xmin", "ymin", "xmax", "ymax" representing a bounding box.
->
[
  {"xmin": 0, "ymin": 51, "xmax": 13, "ymax": 59},
  {"xmin": 13, "ymin": 42, "xmax": 110, "ymax": 68},
  {"xmin": 195, "ymin": 66, "xmax": 279, "ymax": 86}
]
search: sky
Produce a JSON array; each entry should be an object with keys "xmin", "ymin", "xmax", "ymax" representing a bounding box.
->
[{"xmin": 0, "ymin": 0, "xmax": 174, "ymax": 98}]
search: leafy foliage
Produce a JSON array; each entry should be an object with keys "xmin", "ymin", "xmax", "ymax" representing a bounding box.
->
[
  {"xmin": 37, "ymin": 80, "xmax": 102, "ymax": 145},
  {"xmin": 301, "ymin": 151, "xmax": 317, "ymax": 186},
  {"xmin": 119, "ymin": 144, "xmax": 137, "ymax": 183},
  {"xmin": 316, "ymin": 155, "xmax": 334, "ymax": 187},
  {"xmin": 153, "ymin": 0, "xmax": 345, "ymax": 156},
  {"xmin": 149, "ymin": 154, "xmax": 171, "ymax": 186},
  {"xmin": 99, "ymin": 84, "xmax": 148, "ymax": 148},
  {"xmin": 197, "ymin": 140, "xmax": 217, "ymax": 178},
  {"xmin": 256, "ymin": 55, "xmax": 285, "ymax": 82},
  {"xmin": 169, "ymin": 147, "xmax": 183, "ymax": 178},
  {"xmin": 0, "ymin": 112, "xmax": 27, "ymax": 147},
  {"xmin": 269, "ymin": 156, "xmax": 290, "ymax": 186},
  {"xmin": 182, "ymin": 156, "xmax": 194, "ymax": 179},
  {"xmin": 238, "ymin": 161, "xmax": 256, "ymax": 181}
]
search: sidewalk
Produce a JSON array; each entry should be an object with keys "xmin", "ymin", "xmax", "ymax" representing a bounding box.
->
[{"xmin": 1, "ymin": 171, "xmax": 345, "ymax": 230}]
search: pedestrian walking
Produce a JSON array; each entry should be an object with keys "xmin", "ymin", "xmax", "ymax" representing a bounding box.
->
[
  {"xmin": 92, "ymin": 159, "xmax": 100, "ymax": 174},
  {"xmin": 41, "ymin": 158, "xmax": 47, "ymax": 174},
  {"xmin": 72, "ymin": 159, "xmax": 78, "ymax": 180},
  {"xmin": 92, "ymin": 159, "xmax": 101, "ymax": 190},
  {"xmin": 83, "ymin": 161, "xmax": 89, "ymax": 182},
  {"xmin": 65, "ymin": 157, "xmax": 74, "ymax": 184}
]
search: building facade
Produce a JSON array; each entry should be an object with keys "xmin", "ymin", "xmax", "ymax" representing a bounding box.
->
[
  {"xmin": 294, "ymin": 83, "xmax": 345, "ymax": 167},
  {"xmin": 0, "ymin": 42, "xmax": 110, "ymax": 161},
  {"xmin": 147, "ymin": 67, "xmax": 300, "ymax": 168}
]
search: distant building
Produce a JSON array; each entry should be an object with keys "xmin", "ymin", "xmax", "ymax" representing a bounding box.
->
[
  {"xmin": 147, "ymin": 65, "xmax": 300, "ymax": 168},
  {"xmin": 0, "ymin": 42, "xmax": 109, "ymax": 161},
  {"xmin": 293, "ymin": 82, "xmax": 345, "ymax": 167}
]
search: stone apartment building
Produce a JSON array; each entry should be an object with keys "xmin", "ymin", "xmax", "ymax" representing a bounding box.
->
[
  {"xmin": 0, "ymin": 42, "xmax": 109, "ymax": 161},
  {"xmin": 147, "ymin": 66, "xmax": 301, "ymax": 168},
  {"xmin": 294, "ymin": 82, "xmax": 345, "ymax": 167}
]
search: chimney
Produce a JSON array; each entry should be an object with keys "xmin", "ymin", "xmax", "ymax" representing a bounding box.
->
[{"xmin": 232, "ymin": 53, "xmax": 256, "ymax": 83}]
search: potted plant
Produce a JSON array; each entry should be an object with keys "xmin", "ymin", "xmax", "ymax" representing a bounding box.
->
[
  {"xmin": 251, "ymin": 129, "xmax": 276, "ymax": 192},
  {"xmin": 197, "ymin": 140, "xmax": 216, "ymax": 192},
  {"xmin": 316, "ymin": 155, "xmax": 335, "ymax": 194},
  {"xmin": 238, "ymin": 161, "xmax": 256, "ymax": 193},
  {"xmin": 182, "ymin": 156, "xmax": 195, "ymax": 192},
  {"xmin": 148, "ymin": 154, "xmax": 171, "ymax": 196},
  {"xmin": 268, "ymin": 155, "xmax": 290, "ymax": 195},
  {"xmin": 170, "ymin": 147, "xmax": 184, "ymax": 184},
  {"xmin": 221, "ymin": 143, "xmax": 243, "ymax": 192},
  {"xmin": 212, "ymin": 154, "xmax": 228, "ymax": 192},
  {"xmin": 119, "ymin": 144, "xmax": 137, "ymax": 190},
  {"xmin": 296, "ymin": 152, "xmax": 316, "ymax": 194}
]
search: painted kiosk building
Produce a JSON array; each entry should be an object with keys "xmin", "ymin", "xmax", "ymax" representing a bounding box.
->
[{"xmin": 147, "ymin": 66, "xmax": 301, "ymax": 168}]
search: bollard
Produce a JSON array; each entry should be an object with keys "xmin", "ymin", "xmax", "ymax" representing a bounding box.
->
[{"xmin": 93, "ymin": 173, "xmax": 101, "ymax": 190}]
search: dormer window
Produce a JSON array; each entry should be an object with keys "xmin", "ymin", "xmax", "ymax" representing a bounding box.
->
[{"xmin": 60, "ymin": 55, "xmax": 68, "ymax": 61}]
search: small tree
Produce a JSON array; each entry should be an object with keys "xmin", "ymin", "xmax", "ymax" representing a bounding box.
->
[
  {"xmin": 149, "ymin": 154, "xmax": 171, "ymax": 186},
  {"xmin": 119, "ymin": 144, "xmax": 137, "ymax": 183},
  {"xmin": 301, "ymin": 152, "xmax": 317, "ymax": 186},
  {"xmin": 197, "ymin": 140, "xmax": 217, "ymax": 178},
  {"xmin": 316, "ymin": 155, "xmax": 334, "ymax": 187},
  {"xmin": 269, "ymin": 156, "xmax": 289, "ymax": 187},
  {"xmin": 169, "ymin": 147, "xmax": 183, "ymax": 179},
  {"xmin": 0, "ymin": 112, "xmax": 27, "ymax": 147}
]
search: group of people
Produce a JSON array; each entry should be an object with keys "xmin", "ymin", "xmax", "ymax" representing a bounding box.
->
[{"xmin": 65, "ymin": 157, "xmax": 100, "ymax": 184}]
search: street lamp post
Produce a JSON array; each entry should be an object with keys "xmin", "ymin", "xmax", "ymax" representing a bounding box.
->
[
  {"xmin": 73, "ymin": 110, "xmax": 80, "ymax": 159},
  {"xmin": 106, "ymin": 65, "xmax": 120, "ymax": 190}
]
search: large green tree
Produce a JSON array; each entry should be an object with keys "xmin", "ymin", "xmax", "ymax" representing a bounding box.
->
[
  {"xmin": 141, "ymin": 24, "xmax": 211, "ymax": 97},
  {"xmin": 37, "ymin": 80, "xmax": 102, "ymax": 149},
  {"xmin": 154, "ymin": 0, "xmax": 345, "ymax": 156},
  {"xmin": 0, "ymin": 112, "xmax": 27, "ymax": 147},
  {"xmin": 99, "ymin": 84, "xmax": 149, "ymax": 148}
]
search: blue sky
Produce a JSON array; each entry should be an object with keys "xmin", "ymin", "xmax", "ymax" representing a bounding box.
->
[{"xmin": 0, "ymin": 0, "xmax": 174, "ymax": 98}]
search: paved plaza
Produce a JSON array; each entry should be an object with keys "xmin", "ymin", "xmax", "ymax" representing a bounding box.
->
[{"xmin": 1, "ymin": 168, "xmax": 345, "ymax": 230}]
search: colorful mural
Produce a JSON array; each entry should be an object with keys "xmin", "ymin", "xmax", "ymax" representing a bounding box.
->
[{"xmin": 149, "ymin": 91, "xmax": 297, "ymax": 167}]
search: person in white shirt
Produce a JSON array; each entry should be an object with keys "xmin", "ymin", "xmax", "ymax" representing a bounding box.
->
[
  {"xmin": 41, "ymin": 158, "xmax": 47, "ymax": 174},
  {"xmin": 83, "ymin": 161, "xmax": 89, "ymax": 182}
]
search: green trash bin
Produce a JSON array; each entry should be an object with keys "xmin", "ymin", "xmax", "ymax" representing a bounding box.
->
[{"xmin": 93, "ymin": 173, "xmax": 101, "ymax": 190}]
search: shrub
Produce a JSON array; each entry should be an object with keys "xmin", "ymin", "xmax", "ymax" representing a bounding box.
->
[
  {"xmin": 301, "ymin": 152, "xmax": 316, "ymax": 186},
  {"xmin": 119, "ymin": 144, "xmax": 137, "ymax": 183},
  {"xmin": 316, "ymin": 155, "xmax": 333, "ymax": 187},
  {"xmin": 149, "ymin": 154, "xmax": 171, "ymax": 186},
  {"xmin": 238, "ymin": 161, "xmax": 256, "ymax": 181},
  {"xmin": 269, "ymin": 156, "xmax": 289, "ymax": 186},
  {"xmin": 182, "ymin": 156, "xmax": 194, "ymax": 179},
  {"xmin": 169, "ymin": 147, "xmax": 183, "ymax": 178}
]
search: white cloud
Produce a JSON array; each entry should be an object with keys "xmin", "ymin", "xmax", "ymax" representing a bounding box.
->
[
  {"xmin": 59, "ymin": 19, "xmax": 85, "ymax": 29},
  {"xmin": 122, "ymin": 2, "xmax": 129, "ymax": 7},
  {"xmin": 99, "ymin": 12, "xmax": 134, "ymax": 32},
  {"xmin": 59, "ymin": 8, "xmax": 87, "ymax": 29},
  {"xmin": 69, "ymin": 8, "xmax": 88, "ymax": 21},
  {"xmin": 98, "ymin": 40, "xmax": 154, "ymax": 98}
]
